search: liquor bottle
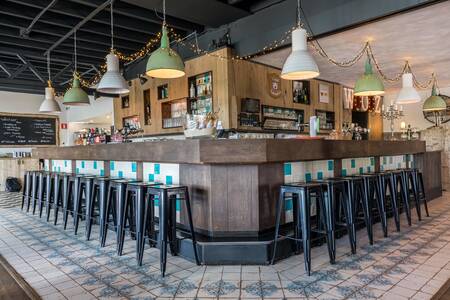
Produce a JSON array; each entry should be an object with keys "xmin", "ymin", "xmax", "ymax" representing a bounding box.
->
[{"xmin": 190, "ymin": 82, "xmax": 196, "ymax": 98}]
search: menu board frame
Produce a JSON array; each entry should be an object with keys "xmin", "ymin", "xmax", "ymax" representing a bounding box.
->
[{"xmin": 0, "ymin": 112, "xmax": 59, "ymax": 147}]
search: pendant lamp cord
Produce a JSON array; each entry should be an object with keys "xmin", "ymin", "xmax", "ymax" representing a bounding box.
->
[
  {"xmin": 297, "ymin": 0, "xmax": 301, "ymax": 27},
  {"xmin": 74, "ymin": 30, "xmax": 77, "ymax": 74},
  {"xmin": 163, "ymin": 0, "xmax": 166, "ymax": 26},
  {"xmin": 110, "ymin": 1, "xmax": 114, "ymax": 50},
  {"xmin": 47, "ymin": 52, "xmax": 51, "ymax": 82}
]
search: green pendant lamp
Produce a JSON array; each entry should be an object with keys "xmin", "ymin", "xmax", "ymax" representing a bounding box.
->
[
  {"xmin": 63, "ymin": 30, "xmax": 90, "ymax": 106},
  {"xmin": 423, "ymin": 82, "xmax": 446, "ymax": 112},
  {"xmin": 145, "ymin": 0, "xmax": 185, "ymax": 79},
  {"xmin": 354, "ymin": 56, "xmax": 385, "ymax": 97}
]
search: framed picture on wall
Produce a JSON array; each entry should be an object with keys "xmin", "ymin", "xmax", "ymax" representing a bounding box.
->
[
  {"xmin": 267, "ymin": 73, "xmax": 282, "ymax": 98},
  {"xmin": 121, "ymin": 95, "xmax": 130, "ymax": 109},
  {"xmin": 293, "ymin": 80, "xmax": 310, "ymax": 104},
  {"xmin": 319, "ymin": 83, "xmax": 330, "ymax": 104}
]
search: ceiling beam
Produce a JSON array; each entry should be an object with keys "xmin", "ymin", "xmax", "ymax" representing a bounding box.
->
[
  {"xmin": 44, "ymin": 0, "xmax": 112, "ymax": 56},
  {"xmin": 16, "ymin": 54, "xmax": 45, "ymax": 83},
  {"xmin": 20, "ymin": 0, "xmax": 58, "ymax": 37},
  {"xmin": 10, "ymin": 65, "xmax": 28, "ymax": 79},
  {"xmin": 0, "ymin": 63, "xmax": 12, "ymax": 77}
]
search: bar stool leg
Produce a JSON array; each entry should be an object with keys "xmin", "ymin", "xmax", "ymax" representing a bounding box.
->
[
  {"xmin": 292, "ymin": 193, "xmax": 301, "ymax": 254},
  {"xmin": 298, "ymin": 190, "xmax": 311, "ymax": 276},
  {"xmin": 387, "ymin": 175, "xmax": 400, "ymax": 232},
  {"xmin": 159, "ymin": 190, "xmax": 169, "ymax": 276},
  {"xmin": 63, "ymin": 179, "xmax": 72, "ymax": 230},
  {"xmin": 360, "ymin": 181, "xmax": 373, "ymax": 245},
  {"xmin": 167, "ymin": 194, "xmax": 178, "ymax": 256},
  {"xmin": 73, "ymin": 179, "xmax": 82, "ymax": 235},
  {"xmin": 38, "ymin": 175, "xmax": 45, "ymax": 218},
  {"xmin": 135, "ymin": 187, "xmax": 146, "ymax": 266},
  {"xmin": 400, "ymin": 173, "xmax": 412, "ymax": 226},
  {"xmin": 418, "ymin": 173, "xmax": 429, "ymax": 217},
  {"xmin": 33, "ymin": 174, "xmax": 42, "ymax": 215},
  {"xmin": 147, "ymin": 193, "xmax": 156, "ymax": 247},
  {"xmin": 373, "ymin": 178, "xmax": 387, "ymax": 237},
  {"xmin": 45, "ymin": 175, "xmax": 52, "ymax": 221},
  {"xmin": 321, "ymin": 186, "xmax": 335, "ymax": 264},
  {"xmin": 53, "ymin": 177, "xmax": 62, "ymax": 225},
  {"xmin": 116, "ymin": 184, "xmax": 129, "ymax": 256},
  {"xmin": 344, "ymin": 181, "xmax": 357, "ymax": 254},
  {"xmin": 84, "ymin": 181, "xmax": 94, "ymax": 240},
  {"xmin": 271, "ymin": 190, "xmax": 284, "ymax": 264},
  {"xmin": 411, "ymin": 172, "xmax": 422, "ymax": 221},
  {"xmin": 21, "ymin": 173, "xmax": 29, "ymax": 210},
  {"xmin": 100, "ymin": 183, "xmax": 113, "ymax": 247},
  {"xmin": 28, "ymin": 173, "xmax": 37, "ymax": 213},
  {"xmin": 184, "ymin": 187, "xmax": 200, "ymax": 265}
]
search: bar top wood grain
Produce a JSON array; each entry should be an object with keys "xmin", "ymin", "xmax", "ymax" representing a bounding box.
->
[{"xmin": 32, "ymin": 139, "xmax": 426, "ymax": 164}]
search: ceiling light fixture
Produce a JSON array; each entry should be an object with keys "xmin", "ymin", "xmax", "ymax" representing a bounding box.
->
[
  {"xmin": 63, "ymin": 31, "xmax": 90, "ymax": 106},
  {"xmin": 146, "ymin": 0, "xmax": 185, "ymax": 79},
  {"xmin": 423, "ymin": 77, "xmax": 446, "ymax": 112},
  {"xmin": 39, "ymin": 53, "xmax": 61, "ymax": 113},
  {"xmin": 280, "ymin": 0, "xmax": 319, "ymax": 80},
  {"xmin": 354, "ymin": 56, "xmax": 384, "ymax": 96},
  {"xmin": 97, "ymin": 1, "xmax": 129, "ymax": 94},
  {"xmin": 396, "ymin": 72, "xmax": 421, "ymax": 104}
]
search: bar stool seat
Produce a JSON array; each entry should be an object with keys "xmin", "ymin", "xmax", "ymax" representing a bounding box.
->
[{"xmin": 272, "ymin": 182, "xmax": 331, "ymax": 276}]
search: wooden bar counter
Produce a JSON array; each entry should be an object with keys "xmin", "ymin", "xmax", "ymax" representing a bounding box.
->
[{"xmin": 33, "ymin": 139, "xmax": 439, "ymax": 237}]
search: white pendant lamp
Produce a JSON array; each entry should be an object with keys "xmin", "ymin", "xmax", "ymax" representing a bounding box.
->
[
  {"xmin": 39, "ymin": 53, "xmax": 61, "ymax": 113},
  {"xmin": 97, "ymin": 1, "xmax": 129, "ymax": 94},
  {"xmin": 396, "ymin": 73, "xmax": 421, "ymax": 104},
  {"xmin": 280, "ymin": 0, "xmax": 319, "ymax": 80}
]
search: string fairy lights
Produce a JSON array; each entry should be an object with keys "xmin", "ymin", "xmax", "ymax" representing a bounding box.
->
[{"xmin": 68, "ymin": 3, "xmax": 438, "ymax": 95}]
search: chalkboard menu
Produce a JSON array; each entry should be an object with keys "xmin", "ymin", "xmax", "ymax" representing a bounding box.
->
[{"xmin": 0, "ymin": 114, "xmax": 58, "ymax": 146}]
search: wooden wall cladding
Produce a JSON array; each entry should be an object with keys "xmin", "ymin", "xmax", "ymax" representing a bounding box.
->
[{"xmin": 114, "ymin": 47, "xmax": 383, "ymax": 138}]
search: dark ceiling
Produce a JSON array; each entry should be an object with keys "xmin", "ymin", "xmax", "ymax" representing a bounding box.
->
[{"xmin": 0, "ymin": 0, "xmax": 271, "ymax": 95}]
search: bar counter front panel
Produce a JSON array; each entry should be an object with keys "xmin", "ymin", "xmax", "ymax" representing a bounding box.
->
[{"xmin": 34, "ymin": 139, "xmax": 439, "ymax": 238}]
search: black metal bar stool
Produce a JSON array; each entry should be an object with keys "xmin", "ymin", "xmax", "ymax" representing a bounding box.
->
[
  {"xmin": 359, "ymin": 174, "xmax": 387, "ymax": 238},
  {"xmin": 401, "ymin": 168, "xmax": 422, "ymax": 221},
  {"xmin": 391, "ymin": 170, "xmax": 411, "ymax": 227},
  {"xmin": 125, "ymin": 182, "xmax": 160, "ymax": 265},
  {"xmin": 272, "ymin": 182, "xmax": 331, "ymax": 276},
  {"xmin": 342, "ymin": 176, "xmax": 375, "ymax": 245},
  {"xmin": 53, "ymin": 172, "xmax": 68, "ymax": 225},
  {"xmin": 85, "ymin": 176, "xmax": 109, "ymax": 241},
  {"xmin": 63, "ymin": 174, "xmax": 82, "ymax": 230},
  {"xmin": 36, "ymin": 171, "xmax": 47, "ymax": 217},
  {"xmin": 376, "ymin": 171, "xmax": 401, "ymax": 232},
  {"xmin": 416, "ymin": 171, "xmax": 429, "ymax": 217},
  {"xmin": 146, "ymin": 184, "xmax": 200, "ymax": 277},
  {"xmin": 314, "ymin": 178, "xmax": 355, "ymax": 259},
  {"xmin": 73, "ymin": 176, "xmax": 96, "ymax": 235},
  {"xmin": 29, "ymin": 170, "xmax": 41, "ymax": 214},
  {"xmin": 102, "ymin": 179, "xmax": 136, "ymax": 250},
  {"xmin": 21, "ymin": 170, "xmax": 32, "ymax": 211}
]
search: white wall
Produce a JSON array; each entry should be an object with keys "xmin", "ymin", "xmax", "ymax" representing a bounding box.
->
[
  {"xmin": 383, "ymin": 86, "xmax": 450, "ymax": 132},
  {"xmin": 0, "ymin": 91, "xmax": 114, "ymax": 152}
]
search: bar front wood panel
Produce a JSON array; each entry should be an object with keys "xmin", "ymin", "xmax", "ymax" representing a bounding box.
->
[{"xmin": 415, "ymin": 151, "xmax": 442, "ymax": 201}]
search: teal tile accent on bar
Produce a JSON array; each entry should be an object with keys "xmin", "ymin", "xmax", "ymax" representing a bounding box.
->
[
  {"xmin": 76, "ymin": 168, "xmax": 79, "ymax": 174},
  {"xmin": 93, "ymin": 161, "xmax": 98, "ymax": 169},
  {"xmin": 359, "ymin": 167, "xmax": 363, "ymax": 174},
  {"xmin": 132, "ymin": 162, "xmax": 137, "ymax": 172},
  {"xmin": 176, "ymin": 200, "xmax": 181, "ymax": 212},
  {"xmin": 367, "ymin": 166, "xmax": 371, "ymax": 173},
  {"xmin": 317, "ymin": 171, "xmax": 323, "ymax": 180},
  {"xmin": 305, "ymin": 173, "xmax": 312, "ymax": 182},
  {"xmin": 327, "ymin": 161, "xmax": 333, "ymax": 171},
  {"xmin": 149, "ymin": 174, "xmax": 155, "ymax": 182},
  {"xmin": 154, "ymin": 199, "xmax": 159, "ymax": 206},
  {"xmin": 370, "ymin": 157, "xmax": 375, "ymax": 166},
  {"xmin": 100, "ymin": 169, "xmax": 105, "ymax": 176},
  {"xmin": 284, "ymin": 163, "xmax": 292, "ymax": 176},
  {"xmin": 58, "ymin": 166, "xmax": 61, "ymax": 172},
  {"xmin": 285, "ymin": 199, "xmax": 293, "ymax": 211},
  {"xmin": 118, "ymin": 171, "xmax": 124, "ymax": 178},
  {"xmin": 81, "ymin": 161, "xmax": 85, "ymax": 168},
  {"xmin": 64, "ymin": 161, "xmax": 67, "ymax": 167},
  {"xmin": 342, "ymin": 169, "xmax": 347, "ymax": 176},
  {"xmin": 166, "ymin": 175, "xmax": 173, "ymax": 185},
  {"xmin": 154, "ymin": 164, "xmax": 160, "ymax": 175},
  {"xmin": 351, "ymin": 159, "xmax": 356, "ymax": 168},
  {"xmin": 110, "ymin": 161, "xmax": 115, "ymax": 171}
]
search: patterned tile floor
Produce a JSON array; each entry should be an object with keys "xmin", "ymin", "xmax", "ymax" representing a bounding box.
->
[{"xmin": 0, "ymin": 193, "xmax": 449, "ymax": 299}]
